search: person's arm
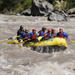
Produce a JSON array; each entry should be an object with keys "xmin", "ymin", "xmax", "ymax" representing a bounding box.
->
[
  {"xmin": 48, "ymin": 34, "xmax": 52, "ymax": 39},
  {"xmin": 63, "ymin": 32, "xmax": 70, "ymax": 41},
  {"xmin": 28, "ymin": 33, "xmax": 33, "ymax": 40},
  {"xmin": 37, "ymin": 34, "xmax": 39, "ymax": 37},
  {"xmin": 17, "ymin": 30, "xmax": 20, "ymax": 36},
  {"xmin": 63, "ymin": 32, "xmax": 68, "ymax": 38},
  {"xmin": 56, "ymin": 33, "xmax": 59, "ymax": 37}
]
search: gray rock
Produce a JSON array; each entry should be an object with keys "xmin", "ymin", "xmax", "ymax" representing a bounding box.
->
[
  {"xmin": 48, "ymin": 10, "xmax": 67, "ymax": 21},
  {"xmin": 31, "ymin": 0, "xmax": 53, "ymax": 16},
  {"xmin": 21, "ymin": 0, "xmax": 53, "ymax": 16},
  {"xmin": 21, "ymin": 9, "xmax": 31, "ymax": 16},
  {"xmin": 68, "ymin": 8, "xmax": 75, "ymax": 14},
  {"xmin": 20, "ymin": 0, "xmax": 68, "ymax": 21}
]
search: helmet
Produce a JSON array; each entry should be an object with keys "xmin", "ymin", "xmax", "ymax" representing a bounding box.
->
[
  {"xmin": 32, "ymin": 29, "xmax": 36, "ymax": 31},
  {"xmin": 20, "ymin": 25, "xmax": 23, "ymax": 29},
  {"xmin": 51, "ymin": 28, "xmax": 55, "ymax": 31},
  {"xmin": 42, "ymin": 26, "xmax": 46, "ymax": 30},
  {"xmin": 48, "ymin": 29, "xmax": 51, "ymax": 32}
]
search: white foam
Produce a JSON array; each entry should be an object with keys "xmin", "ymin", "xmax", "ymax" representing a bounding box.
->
[{"xmin": 28, "ymin": 62, "xmax": 64, "ymax": 75}]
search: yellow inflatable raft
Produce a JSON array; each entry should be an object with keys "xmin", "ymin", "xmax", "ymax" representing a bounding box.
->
[
  {"xmin": 23, "ymin": 37, "xmax": 68, "ymax": 48},
  {"xmin": 8, "ymin": 37, "xmax": 68, "ymax": 48},
  {"xmin": 8, "ymin": 36, "xmax": 42, "ymax": 44}
]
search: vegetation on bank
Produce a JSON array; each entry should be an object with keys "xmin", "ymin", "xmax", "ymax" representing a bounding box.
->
[
  {"xmin": 0, "ymin": 0, "xmax": 32, "ymax": 14},
  {"xmin": 0, "ymin": 0, "xmax": 75, "ymax": 14}
]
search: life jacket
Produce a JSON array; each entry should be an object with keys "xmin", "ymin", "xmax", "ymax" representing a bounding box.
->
[
  {"xmin": 51, "ymin": 33, "xmax": 56, "ymax": 38},
  {"xmin": 39, "ymin": 30, "xmax": 46, "ymax": 36},
  {"xmin": 17, "ymin": 29, "xmax": 24, "ymax": 36},
  {"xmin": 62, "ymin": 32, "xmax": 68, "ymax": 39},
  {"xmin": 32, "ymin": 33, "xmax": 37, "ymax": 40},
  {"xmin": 46, "ymin": 33, "xmax": 52, "ymax": 38},
  {"xmin": 57, "ymin": 32, "xmax": 64, "ymax": 38},
  {"xmin": 18, "ymin": 32, "xmax": 26, "ymax": 39},
  {"xmin": 43, "ymin": 33, "xmax": 46, "ymax": 37},
  {"xmin": 24, "ymin": 33, "xmax": 29, "ymax": 39}
]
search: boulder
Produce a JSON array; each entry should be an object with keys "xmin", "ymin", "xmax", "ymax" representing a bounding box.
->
[
  {"xmin": 48, "ymin": 10, "xmax": 67, "ymax": 21},
  {"xmin": 20, "ymin": 0, "xmax": 68, "ymax": 21},
  {"xmin": 21, "ymin": 0, "xmax": 53, "ymax": 16},
  {"xmin": 21, "ymin": 9, "xmax": 31, "ymax": 16},
  {"xmin": 31, "ymin": 0, "xmax": 53, "ymax": 16},
  {"xmin": 68, "ymin": 8, "xmax": 75, "ymax": 14}
]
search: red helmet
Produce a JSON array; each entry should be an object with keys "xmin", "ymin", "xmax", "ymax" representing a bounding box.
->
[
  {"xmin": 42, "ymin": 26, "xmax": 46, "ymax": 30},
  {"xmin": 32, "ymin": 28, "xmax": 36, "ymax": 31},
  {"xmin": 48, "ymin": 29, "xmax": 51, "ymax": 32},
  {"xmin": 51, "ymin": 28, "xmax": 55, "ymax": 31}
]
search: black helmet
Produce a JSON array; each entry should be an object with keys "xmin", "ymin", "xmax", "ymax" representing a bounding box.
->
[{"xmin": 20, "ymin": 25, "xmax": 23, "ymax": 30}]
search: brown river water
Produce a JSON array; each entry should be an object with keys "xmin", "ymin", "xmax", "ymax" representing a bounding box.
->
[{"xmin": 0, "ymin": 15, "xmax": 75, "ymax": 75}]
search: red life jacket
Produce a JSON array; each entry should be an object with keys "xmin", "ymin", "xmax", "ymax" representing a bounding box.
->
[
  {"xmin": 32, "ymin": 34, "xmax": 37, "ymax": 40},
  {"xmin": 47, "ymin": 33, "xmax": 50, "ymax": 37},
  {"xmin": 58, "ymin": 32, "xmax": 64, "ymax": 38},
  {"xmin": 25, "ymin": 35, "xmax": 28, "ymax": 39},
  {"xmin": 51, "ymin": 33, "xmax": 56, "ymax": 38},
  {"xmin": 25, "ymin": 33, "xmax": 28, "ymax": 39},
  {"xmin": 43, "ymin": 33, "xmax": 47, "ymax": 39},
  {"xmin": 44, "ymin": 33, "xmax": 46, "ymax": 37}
]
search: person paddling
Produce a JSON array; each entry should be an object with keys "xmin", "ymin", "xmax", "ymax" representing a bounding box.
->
[
  {"xmin": 23, "ymin": 29, "xmax": 29, "ymax": 40},
  {"xmin": 38, "ymin": 26, "xmax": 47, "ymax": 41},
  {"xmin": 38, "ymin": 26, "xmax": 46, "ymax": 36},
  {"xmin": 46, "ymin": 29, "xmax": 52, "ymax": 39},
  {"xmin": 51, "ymin": 28, "xmax": 56, "ymax": 38},
  {"xmin": 57, "ymin": 28, "xmax": 69, "ymax": 40},
  {"xmin": 17, "ymin": 25, "xmax": 24, "ymax": 36},
  {"xmin": 29, "ymin": 29, "xmax": 38, "ymax": 42},
  {"xmin": 17, "ymin": 29, "xmax": 29, "ymax": 42}
]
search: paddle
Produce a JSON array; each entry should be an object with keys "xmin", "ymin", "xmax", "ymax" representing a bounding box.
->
[
  {"xmin": 66, "ymin": 39, "xmax": 75, "ymax": 43},
  {"xmin": 0, "ymin": 35, "xmax": 19, "ymax": 43},
  {"xmin": 66, "ymin": 38, "xmax": 75, "ymax": 43},
  {"xmin": 71, "ymin": 41, "xmax": 75, "ymax": 43}
]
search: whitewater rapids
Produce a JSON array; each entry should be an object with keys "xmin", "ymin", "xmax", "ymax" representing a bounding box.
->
[{"xmin": 0, "ymin": 15, "xmax": 75, "ymax": 75}]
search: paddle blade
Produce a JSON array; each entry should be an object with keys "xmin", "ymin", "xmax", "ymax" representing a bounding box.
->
[
  {"xmin": 8, "ymin": 40, "xmax": 18, "ymax": 44},
  {"xmin": 72, "ymin": 41, "xmax": 75, "ymax": 43},
  {"xmin": 0, "ymin": 39, "xmax": 8, "ymax": 43},
  {"xmin": 37, "ymin": 36, "xmax": 43, "ymax": 41}
]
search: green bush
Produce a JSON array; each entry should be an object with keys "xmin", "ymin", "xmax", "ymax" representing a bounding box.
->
[
  {"xmin": 13, "ymin": 0, "xmax": 32, "ymax": 14},
  {"xmin": 0, "ymin": 0, "xmax": 3, "ymax": 6},
  {"xmin": 0, "ymin": 0, "xmax": 32, "ymax": 14},
  {"xmin": 54, "ymin": 1, "xmax": 67, "ymax": 10},
  {"xmin": 0, "ymin": 0, "xmax": 75, "ymax": 14},
  {"xmin": 54, "ymin": 0, "xmax": 75, "ymax": 11}
]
